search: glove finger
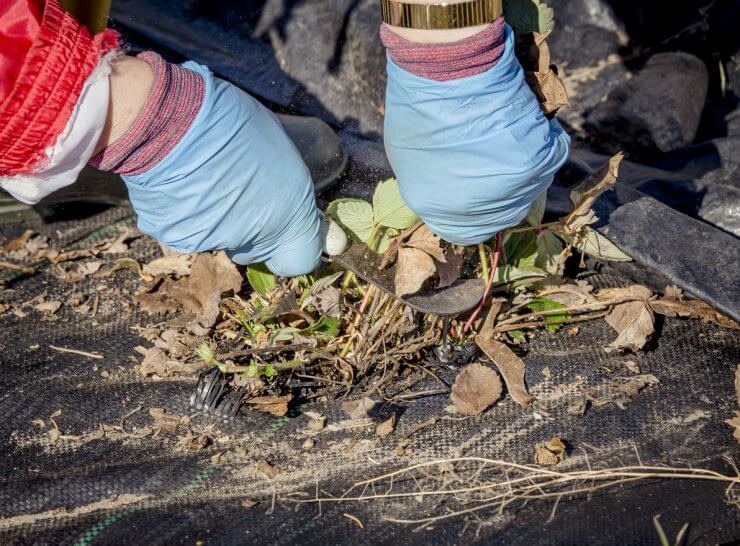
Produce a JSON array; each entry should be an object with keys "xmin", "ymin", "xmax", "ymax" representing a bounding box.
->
[{"xmin": 265, "ymin": 221, "xmax": 323, "ymax": 277}]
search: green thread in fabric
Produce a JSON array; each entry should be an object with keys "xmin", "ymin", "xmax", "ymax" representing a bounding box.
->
[{"xmin": 73, "ymin": 411, "xmax": 297, "ymax": 545}]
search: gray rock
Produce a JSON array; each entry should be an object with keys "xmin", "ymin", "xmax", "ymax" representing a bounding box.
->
[{"xmin": 584, "ymin": 52, "xmax": 709, "ymax": 156}]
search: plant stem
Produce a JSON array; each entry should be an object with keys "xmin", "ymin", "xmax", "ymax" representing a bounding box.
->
[
  {"xmin": 463, "ymin": 231, "xmax": 503, "ymax": 334},
  {"xmin": 478, "ymin": 243, "xmax": 489, "ymax": 282}
]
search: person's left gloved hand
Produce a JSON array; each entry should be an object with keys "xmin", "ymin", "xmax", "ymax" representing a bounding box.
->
[{"xmin": 120, "ymin": 60, "xmax": 323, "ymax": 277}]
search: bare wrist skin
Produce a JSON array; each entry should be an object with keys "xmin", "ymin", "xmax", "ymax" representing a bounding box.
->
[
  {"xmin": 94, "ymin": 55, "xmax": 153, "ymax": 154},
  {"xmin": 385, "ymin": 0, "xmax": 489, "ymax": 43}
]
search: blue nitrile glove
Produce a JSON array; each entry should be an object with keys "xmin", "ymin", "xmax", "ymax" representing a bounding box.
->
[
  {"xmin": 384, "ymin": 24, "xmax": 571, "ymax": 246},
  {"xmin": 122, "ymin": 61, "xmax": 322, "ymax": 277}
]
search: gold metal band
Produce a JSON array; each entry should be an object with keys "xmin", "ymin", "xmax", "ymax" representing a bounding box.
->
[{"xmin": 380, "ymin": 0, "xmax": 502, "ymax": 30}]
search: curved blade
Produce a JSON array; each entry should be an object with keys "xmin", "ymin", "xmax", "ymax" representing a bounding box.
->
[{"xmin": 331, "ymin": 241, "xmax": 485, "ymax": 316}]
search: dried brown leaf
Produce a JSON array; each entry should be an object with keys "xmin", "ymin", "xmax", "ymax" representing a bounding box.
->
[
  {"xmin": 526, "ymin": 68, "xmax": 569, "ymax": 115},
  {"xmin": 605, "ymin": 292, "xmax": 655, "ymax": 353},
  {"xmin": 611, "ymin": 374, "xmax": 659, "ymax": 398},
  {"xmin": 142, "ymin": 254, "xmax": 194, "ymax": 277},
  {"xmin": 137, "ymin": 347, "xmax": 194, "ymax": 377},
  {"xmin": 394, "ymin": 246, "xmax": 436, "ymax": 298},
  {"xmin": 650, "ymin": 298, "xmax": 738, "ymax": 330},
  {"xmin": 63, "ymin": 261, "xmax": 103, "ymax": 283},
  {"xmin": 436, "ymin": 245, "xmax": 464, "ymax": 288},
  {"xmin": 255, "ymin": 460, "xmax": 280, "ymax": 479},
  {"xmin": 103, "ymin": 228, "xmax": 140, "ymax": 255},
  {"xmin": 246, "ymin": 395, "xmax": 291, "ymax": 417},
  {"xmin": 475, "ymin": 337, "xmax": 534, "ymax": 406},
  {"xmin": 313, "ymin": 286, "xmax": 342, "ymax": 318},
  {"xmin": 342, "ymin": 397, "xmax": 376, "ymax": 419},
  {"xmin": 404, "ymin": 224, "xmax": 446, "ymax": 262},
  {"xmin": 3, "ymin": 230, "xmax": 34, "ymax": 252},
  {"xmin": 564, "ymin": 153, "xmax": 624, "ymax": 234},
  {"xmin": 726, "ymin": 411, "xmax": 740, "ymax": 443},
  {"xmin": 534, "ymin": 437, "xmax": 566, "ymax": 466},
  {"xmin": 35, "ymin": 300, "xmax": 61, "ymax": 314},
  {"xmin": 148, "ymin": 407, "xmax": 182, "ymax": 433},
  {"xmin": 450, "ymin": 363, "xmax": 503, "ymax": 415},
  {"xmin": 305, "ymin": 411, "xmax": 326, "ymax": 432},
  {"xmin": 376, "ymin": 414, "xmax": 396, "ymax": 437}
]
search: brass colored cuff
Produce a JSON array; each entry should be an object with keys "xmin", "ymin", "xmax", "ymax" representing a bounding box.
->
[{"xmin": 380, "ymin": 0, "xmax": 502, "ymax": 30}]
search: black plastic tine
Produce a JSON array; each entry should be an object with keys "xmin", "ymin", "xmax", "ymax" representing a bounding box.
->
[{"xmin": 215, "ymin": 389, "xmax": 244, "ymax": 421}]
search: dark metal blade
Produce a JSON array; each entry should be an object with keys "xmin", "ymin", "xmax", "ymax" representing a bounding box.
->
[{"xmin": 331, "ymin": 241, "xmax": 485, "ymax": 316}]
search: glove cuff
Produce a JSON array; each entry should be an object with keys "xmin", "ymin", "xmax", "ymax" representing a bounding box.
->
[
  {"xmin": 379, "ymin": 17, "xmax": 506, "ymax": 82},
  {"xmin": 90, "ymin": 52, "xmax": 205, "ymax": 175}
]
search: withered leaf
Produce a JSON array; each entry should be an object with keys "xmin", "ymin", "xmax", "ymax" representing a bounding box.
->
[
  {"xmin": 3, "ymin": 230, "xmax": 34, "ymax": 252},
  {"xmin": 35, "ymin": 300, "xmax": 61, "ymax": 314},
  {"xmin": 436, "ymin": 245, "xmax": 464, "ymax": 288},
  {"xmin": 526, "ymin": 68, "xmax": 569, "ymax": 115},
  {"xmin": 176, "ymin": 433, "xmax": 212, "ymax": 450},
  {"xmin": 611, "ymin": 374, "xmax": 659, "ymax": 398},
  {"xmin": 475, "ymin": 337, "xmax": 534, "ymax": 406},
  {"xmin": 394, "ymin": 247, "xmax": 436, "ymax": 297},
  {"xmin": 376, "ymin": 414, "xmax": 396, "ymax": 437},
  {"xmin": 63, "ymin": 261, "xmax": 103, "ymax": 283},
  {"xmin": 394, "ymin": 224, "xmax": 449, "ymax": 297},
  {"xmin": 566, "ymin": 396, "xmax": 587, "ymax": 416},
  {"xmin": 246, "ymin": 395, "xmax": 291, "ymax": 417},
  {"xmin": 450, "ymin": 363, "xmax": 503, "ymax": 415},
  {"xmin": 534, "ymin": 437, "xmax": 567, "ymax": 466},
  {"xmin": 313, "ymin": 286, "xmax": 342, "ymax": 318},
  {"xmin": 148, "ymin": 407, "xmax": 182, "ymax": 432},
  {"xmin": 137, "ymin": 347, "xmax": 195, "ymax": 377},
  {"xmin": 142, "ymin": 254, "xmax": 194, "ymax": 277},
  {"xmin": 564, "ymin": 154, "xmax": 624, "ymax": 235},
  {"xmin": 404, "ymin": 224, "xmax": 446, "ymax": 262},
  {"xmin": 305, "ymin": 411, "xmax": 326, "ymax": 432},
  {"xmin": 135, "ymin": 252, "xmax": 242, "ymax": 329},
  {"xmin": 255, "ymin": 460, "xmax": 280, "ymax": 479},
  {"xmin": 605, "ymin": 286, "xmax": 655, "ymax": 353},
  {"xmin": 103, "ymin": 228, "xmax": 140, "ymax": 255},
  {"xmin": 726, "ymin": 412, "xmax": 740, "ymax": 443},
  {"xmin": 342, "ymin": 397, "xmax": 377, "ymax": 419},
  {"xmin": 649, "ymin": 297, "xmax": 738, "ymax": 330}
]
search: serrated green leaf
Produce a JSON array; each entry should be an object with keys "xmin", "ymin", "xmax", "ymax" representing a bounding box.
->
[
  {"xmin": 246, "ymin": 263, "xmax": 276, "ymax": 297},
  {"xmin": 493, "ymin": 264, "xmax": 548, "ymax": 285},
  {"xmin": 327, "ymin": 198, "xmax": 374, "ymax": 243},
  {"xmin": 372, "ymin": 178, "xmax": 419, "ymax": 230},
  {"xmin": 575, "ymin": 228, "xmax": 632, "ymax": 262},
  {"xmin": 526, "ymin": 297, "xmax": 570, "ymax": 332},
  {"xmin": 263, "ymin": 363, "xmax": 277, "ymax": 377},
  {"xmin": 504, "ymin": 231, "xmax": 539, "ymax": 268},
  {"xmin": 503, "ymin": 0, "xmax": 555, "ymax": 36},
  {"xmin": 526, "ymin": 189, "xmax": 548, "ymax": 226},
  {"xmin": 535, "ymin": 231, "xmax": 565, "ymax": 273},
  {"xmin": 302, "ymin": 316, "xmax": 340, "ymax": 338}
]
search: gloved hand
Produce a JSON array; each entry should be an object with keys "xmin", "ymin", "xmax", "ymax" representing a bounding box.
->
[
  {"xmin": 121, "ymin": 61, "xmax": 323, "ymax": 277},
  {"xmin": 383, "ymin": 24, "xmax": 571, "ymax": 246}
]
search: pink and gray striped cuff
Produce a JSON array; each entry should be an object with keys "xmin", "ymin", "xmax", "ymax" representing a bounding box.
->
[
  {"xmin": 90, "ymin": 52, "xmax": 205, "ymax": 175},
  {"xmin": 379, "ymin": 17, "xmax": 506, "ymax": 81}
]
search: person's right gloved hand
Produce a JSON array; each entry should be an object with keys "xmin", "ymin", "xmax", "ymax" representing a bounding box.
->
[
  {"xmin": 383, "ymin": 23, "xmax": 571, "ymax": 246},
  {"xmin": 98, "ymin": 54, "xmax": 325, "ymax": 277}
]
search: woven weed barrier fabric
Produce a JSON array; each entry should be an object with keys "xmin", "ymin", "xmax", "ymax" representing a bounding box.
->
[{"xmin": 0, "ymin": 205, "xmax": 738, "ymax": 545}]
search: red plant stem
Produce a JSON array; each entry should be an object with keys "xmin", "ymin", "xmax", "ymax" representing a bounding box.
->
[{"xmin": 463, "ymin": 231, "xmax": 503, "ymax": 334}]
